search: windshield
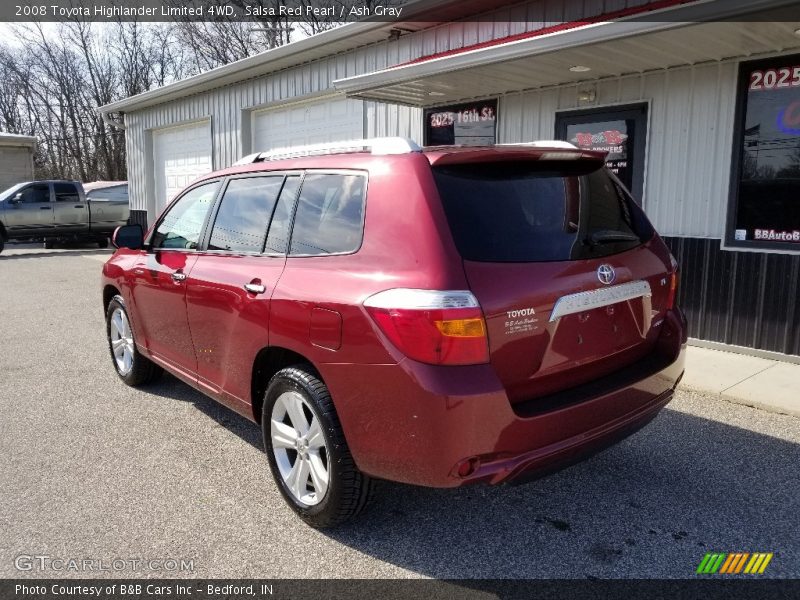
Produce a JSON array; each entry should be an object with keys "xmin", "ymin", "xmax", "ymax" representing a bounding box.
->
[
  {"xmin": 0, "ymin": 182, "xmax": 28, "ymax": 201},
  {"xmin": 433, "ymin": 161, "xmax": 654, "ymax": 262}
]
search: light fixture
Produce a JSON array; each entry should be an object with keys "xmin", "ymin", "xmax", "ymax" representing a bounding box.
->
[
  {"xmin": 570, "ymin": 65, "xmax": 592, "ymax": 73},
  {"xmin": 577, "ymin": 87, "xmax": 596, "ymax": 103},
  {"xmin": 428, "ymin": 91, "xmax": 446, "ymax": 97},
  {"xmin": 794, "ymin": 27, "xmax": 800, "ymax": 38}
]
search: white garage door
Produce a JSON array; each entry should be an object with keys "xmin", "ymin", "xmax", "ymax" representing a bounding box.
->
[
  {"xmin": 153, "ymin": 121, "xmax": 212, "ymax": 211},
  {"xmin": 252, "ymin": 97, "xmax": 364, "ymax": 153},
  {"xmin": 0, "ymin": 146, "xmax": 33, "ymax": 191}
]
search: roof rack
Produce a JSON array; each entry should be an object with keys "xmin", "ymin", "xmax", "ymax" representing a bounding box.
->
[
  {"xmin": 233, "ymin": 137, "xmax": 422, "ymax": 166},
  {"xmin": 496, "ymin": 141, "xmax": 579, "ymax": 149}
]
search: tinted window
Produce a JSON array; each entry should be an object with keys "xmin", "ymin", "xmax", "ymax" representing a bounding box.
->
[
  {"xmin": 54, "ymin": 183, "xmax": 80, "ymax": 202},
  {"xmin": 265, "ymin": 176, "xmax": 300, "ymax": 254},
  {"xmin": 17, "ymin": 184, "xmax": 50, "ymax": 203},
  {"xmin": 208, "ymin": 177, "xmax": 283, "ymax": 253},
  {"xmin": 433, "ymin": 162, "xmax": 653, "ymax": 262},
  {"xmin": 289, "ymin": 174, "xmax": 366, "ymax": 256},
  {"xmin": 151, "ymin": 182, "xmax": 218, "ymax": 250},
  {"xmin": 730, "ymin": 57, "xmax": 800, "ymax": 247}
]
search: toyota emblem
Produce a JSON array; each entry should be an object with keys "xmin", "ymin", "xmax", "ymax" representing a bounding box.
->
[{"xmin": 597, "ymin": 264, "xmax": 616, "ymax": 285}]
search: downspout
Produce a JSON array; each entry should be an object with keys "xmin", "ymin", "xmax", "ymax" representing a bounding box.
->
[{"xmin": 101, "ymin": 110, "xmax": 126, "ymax": 130}]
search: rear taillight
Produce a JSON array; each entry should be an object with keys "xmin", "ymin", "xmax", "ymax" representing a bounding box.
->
[
  {"xmin": 363, "ymin": 289, "xmax": 490, "ymax": 366},
  {"xmin": 666, "ymin": 255, "xmax": 680, "ymax": 310}
]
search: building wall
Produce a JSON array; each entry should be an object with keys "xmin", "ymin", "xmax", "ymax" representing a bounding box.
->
[
  {"xmin": 124, "ymin": 0, "xmax": 663, "ymax": 222},
  {"xmin": 497, "ymin": 61, "xmax": 739, "ymax": 239},
  {"xmin": 0, "ymin": 145, "xmax": 34, "ymax": 190}
]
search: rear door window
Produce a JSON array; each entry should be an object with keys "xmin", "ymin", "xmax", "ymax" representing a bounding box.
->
[
  {"xmin": 289, "ymin": 173, "xmax": 366, "ymax": 256},
  {"xmin": 208, "ymin": 176, "xmax": 284, "ymax": 253},
  {"xmin": 433, "ymin": 161, "xmax": 653, "ymax": 262},
  {"xmin": 265, "ymin": 176, "xmax": 301, "ymax": 254},
  {"xmin": 53, "ymin": 183, "xmax": 80, "ymax": 203}
]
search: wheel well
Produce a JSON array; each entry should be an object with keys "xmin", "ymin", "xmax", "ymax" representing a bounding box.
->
[
  {"xmin": 103, "ymin": 285, "xmax": 120, "ymax": 313},
  {"xmin": 251, "ymin": 347, "xmax": 317, "ymax": 424}
]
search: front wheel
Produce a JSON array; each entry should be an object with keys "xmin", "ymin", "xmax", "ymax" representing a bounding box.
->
[
  {"xmin": 106, "ymin": 295, "xmax": 162, "ymax": 386},
  {"xmin": 262, "ymin": 366, "xmax": 375, "ymax": 528}
]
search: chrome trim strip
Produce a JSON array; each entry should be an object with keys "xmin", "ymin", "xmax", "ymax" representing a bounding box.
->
[{"xmin": 549, "ymin": 280, "xmax": 652, "ymax": 322}]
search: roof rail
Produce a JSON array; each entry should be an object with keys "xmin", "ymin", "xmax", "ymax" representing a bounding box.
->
[
  {"xmin": 233, "ymin": 137, "xmax": 422, "ymax": 166},
  {"xmin": 496, "ymin": 141, "xmax": 579, "ymax": 149}
]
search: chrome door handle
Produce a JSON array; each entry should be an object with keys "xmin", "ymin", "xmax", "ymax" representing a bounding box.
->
[
  {"xmin": 243, "ymin": 283, "xmax": 266, "ymax": 294},
  {"xmin": 171, "ymin": 271, "xmax": 187, "ymax": 282}
]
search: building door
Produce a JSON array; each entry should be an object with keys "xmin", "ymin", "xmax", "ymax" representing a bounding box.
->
[
  {"xmin": 555, "ymin": 103, "xmax": 648, "ymax": 204},
  {"xmin": 153, "ymin": 120, "xmax": 212, "ymax": 214},
  {"xmin": 251, "ymin": 96, "xmax": 364, "ymax": 153}
]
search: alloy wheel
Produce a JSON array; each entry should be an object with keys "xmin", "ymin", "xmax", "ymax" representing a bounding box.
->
[
  {"xmin": 270, "ymin": 391, "xmax": 329, "ymax": 506},
  {"xmin": 110, "ymin": 307, "xmax": 135, "ymax": 376}
]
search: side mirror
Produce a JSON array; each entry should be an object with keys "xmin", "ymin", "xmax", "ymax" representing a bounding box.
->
[
  {"xmin": 112, "ymin": 224, "xmax": 144, "ymax": 250},
  {"xmin": 8, "ymin": 193, "xmax": 22, "ymax": 204}
]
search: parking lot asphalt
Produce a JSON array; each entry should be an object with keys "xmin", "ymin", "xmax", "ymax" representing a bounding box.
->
[{"xmin": 1, "ymin": 244, "xmax": 799, "ymax": 580}]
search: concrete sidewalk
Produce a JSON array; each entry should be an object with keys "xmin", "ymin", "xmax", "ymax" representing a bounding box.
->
[{"xmin": 680, "ymin": 345, "xmax": 800, "ymax": 418}]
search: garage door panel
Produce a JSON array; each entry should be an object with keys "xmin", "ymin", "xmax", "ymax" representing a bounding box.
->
[
  {"xmin": 252, "ymin": 97, "xmax": 364, "ymax": 153},
  {"xmin": 153, "ymin": 121, "xmax": 212, "ymax": 212}
]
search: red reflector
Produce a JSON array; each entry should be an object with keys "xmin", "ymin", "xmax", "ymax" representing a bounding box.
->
[{"xmin": 455, "ymin": 457, "xmax": 481, "ymax": 478}]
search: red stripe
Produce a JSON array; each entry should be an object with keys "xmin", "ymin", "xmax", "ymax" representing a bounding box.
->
[{"xmin": 397, "ymin": 0, "xmax": 695, "ymax": 68}]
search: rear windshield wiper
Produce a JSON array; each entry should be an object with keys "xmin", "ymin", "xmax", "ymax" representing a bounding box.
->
[{"xmin": 587, "ymin": 230, "xmax": 641, "ymax": 246}]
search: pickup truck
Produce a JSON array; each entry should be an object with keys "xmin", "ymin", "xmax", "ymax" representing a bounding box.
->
[{"xmin": 0, "ymin": 180, "xmax": 129, "ymax": 253}]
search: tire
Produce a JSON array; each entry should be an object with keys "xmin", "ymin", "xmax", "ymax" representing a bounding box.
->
[
  {"xmin": 262, "ymin": 366, "xmax": 375, "ymax": 528},
  {"xmin": 0, "ymin": 236, "xmax": 4, "ymax": 254},
  {"xmin": 105, "ymin": 295, "xmax": 162, "ymax": 386},
  {"xmin": 43, "ymin": 239, "xmax": 54, "ymax": 249},
  {"xmin": 98, "ymin": 237, "xmax": 109, "ymax": 249}
]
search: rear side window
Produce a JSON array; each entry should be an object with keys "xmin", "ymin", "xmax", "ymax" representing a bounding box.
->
[
  {"xmin": 54, "ymin": 183, "xmax": 80, "ymax": 202},
  {"xmin": 289, "ymin": 173, "xmax": 366, "ymax": 256},
  {"xmin": 208, "ymin": 177, "xmax": 284, "ymax": 253},
  {"xmin": 433, "ymin": 162, "xmax": 654, "ymax": 262}
]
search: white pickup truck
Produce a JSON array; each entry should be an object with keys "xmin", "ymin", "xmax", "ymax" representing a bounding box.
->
[{"xmin": 0, "ymin": 180, "xmax": 129, "ymax": 253}]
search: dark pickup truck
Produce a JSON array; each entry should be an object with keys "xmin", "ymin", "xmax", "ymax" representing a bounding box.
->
[{"xmin": 0, "ymin": 180, "xmax": 129, "ymax": 253}]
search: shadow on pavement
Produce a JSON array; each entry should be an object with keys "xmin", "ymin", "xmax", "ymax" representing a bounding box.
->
[{"xmin": 136, "ymin": 373, "xmax": 800, "ymax": 579}]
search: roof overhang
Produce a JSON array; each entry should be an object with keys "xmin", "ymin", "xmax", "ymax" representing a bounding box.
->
[
  {"xmin": 0, "ymin": 133, "xmax": 37, "ymax": 148},
  {"xmin": 333, "ymin": 0, "xmax": 800, "ymax": 107},
  {"xmin": 98, "ymin": 0, "xmax": 477, "ymax": 115}
]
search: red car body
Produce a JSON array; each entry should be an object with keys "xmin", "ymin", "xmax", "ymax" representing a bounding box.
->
[{"xmin": 102, "ymin": 144, "xmax": 686, "ymax": 489}]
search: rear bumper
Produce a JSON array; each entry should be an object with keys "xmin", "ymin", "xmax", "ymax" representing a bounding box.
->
[{"xmin": 321, "ymin": 309, "xmax": 686, "ymax": 488}]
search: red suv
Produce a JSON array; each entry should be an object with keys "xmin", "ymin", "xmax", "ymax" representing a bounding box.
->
[{"xmin": 102, "ymin": 138, "xmax": 686, "ymax": 528}]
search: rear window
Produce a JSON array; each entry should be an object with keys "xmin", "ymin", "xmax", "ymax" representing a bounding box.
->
[{"xmin": 433, "ymin": 161, "xmax": 654, "ymax": 262}]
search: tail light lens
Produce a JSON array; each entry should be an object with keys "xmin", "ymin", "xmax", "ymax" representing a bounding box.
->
[
  {"xmin": 666, "ymin": 255, "xmax": 680, "ymax": 310},
  {"xmin": 363, "ymin": 289, "xmax": 490, "ymax": 366}
]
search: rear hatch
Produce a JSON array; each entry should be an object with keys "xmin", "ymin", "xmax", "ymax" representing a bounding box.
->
[{"xmin": 430, "ymin": 149, "xmax": 675, "ymax": 405}]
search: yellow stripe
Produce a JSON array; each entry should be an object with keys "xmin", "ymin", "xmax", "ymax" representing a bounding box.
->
[
  {"xmin": 720, "ymin": 554, "xmax": 736, "ymax": 574},
  {"xmin": 745, "ymin": 554, "xmax": 761, "ymax": 574},
  {"xmin": 734, "ymin": 553, "xmax": 750, "ymax": 573},
  {"xmin": 749, "ymin": 554, "xmax": 766, "ymax": 573},
  {"xmin": 758, "ymin": 553, "xmax": 773, "ymax": 574}
]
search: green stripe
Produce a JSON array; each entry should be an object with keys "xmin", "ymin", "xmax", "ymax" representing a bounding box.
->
[
  {"xmin": 697, "ymin": 554, "xmax": 713, "ymax": 574},
  {"xmin": 709, "ymin": 554, "xmax": 726, "ymax": 574}
]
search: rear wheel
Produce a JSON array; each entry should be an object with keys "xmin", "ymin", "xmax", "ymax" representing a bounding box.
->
[
  {"xmin": 0, "ymin": 236, "xmax": 4, "ymax": 254},
  {"xmin": 106, "ymin": 295, "xmax": 162, "ymax": 386},
  {"xmin": 262, "ymin": 366, "xmax": 375, "ymax": 528}
]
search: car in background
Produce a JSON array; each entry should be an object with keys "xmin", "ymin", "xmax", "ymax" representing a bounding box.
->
[
  {"xmin": 101, "ymin": 138, "xmax": 686, "ymax": 528},
  {"xmin": 0, "ymin": 180, "xmax": 129, "ymax": 253}
]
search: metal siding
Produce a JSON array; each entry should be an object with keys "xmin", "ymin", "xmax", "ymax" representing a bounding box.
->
[
  {"xmin": 665, "ymin": 237, "xmax": 800, "ymax": 356},
  {"xmin": 498, "ymin": 63, "xmax": 738, "ymax": 239},
  {"xmin": 123, "ymin": 1, "xmax": 709, "ymax": 216}
]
